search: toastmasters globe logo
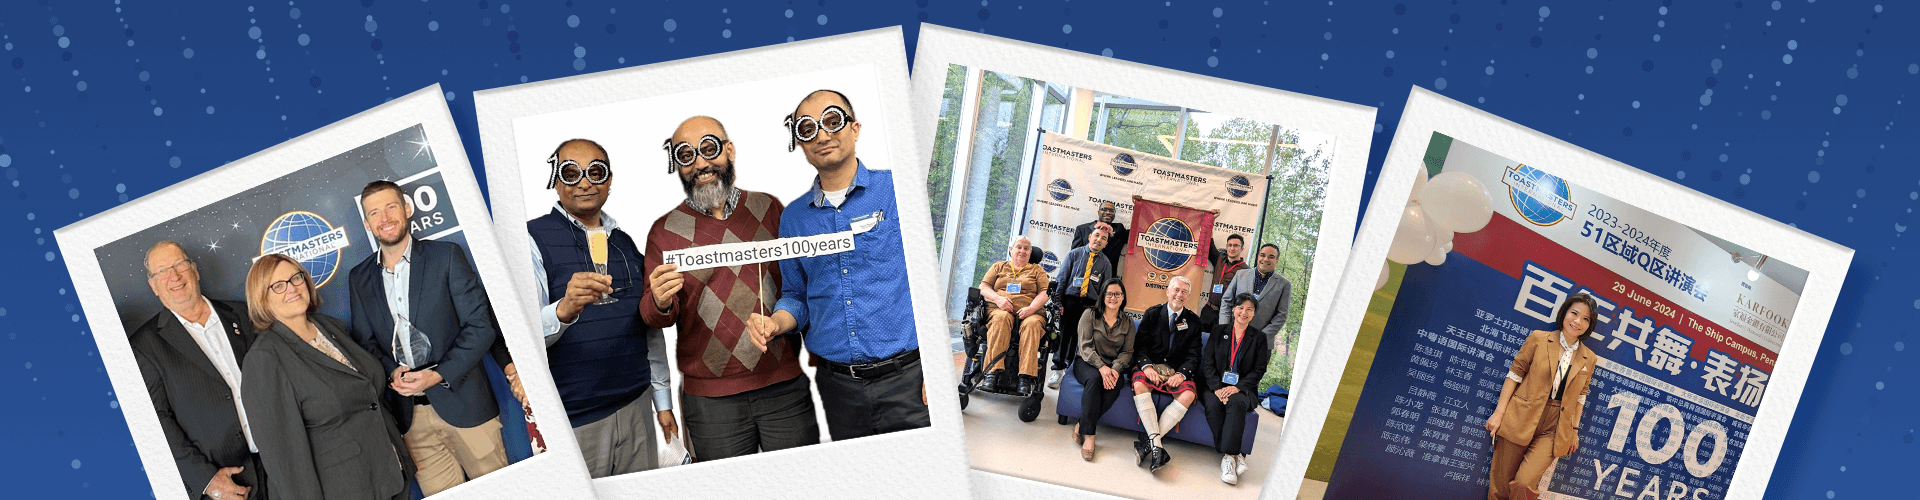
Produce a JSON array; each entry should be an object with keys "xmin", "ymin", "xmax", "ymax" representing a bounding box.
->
[
  {"xmin": 1227, "ymin": 174, "xmax": 1253, "ymax": 198},
  {"xmin": 1040, "ymin": 250, "xmax": 1061, "ymax": 273},
  {"xmin": 1046, "ymin": 179, "xmax": 1075, "ymax": 202},
  {"xmin": 260, "ymin": 211, "xmax": 352, "ymax": 288},
  {"xmin": 1138, "ymin": 218, "xmax": 1199, "ymax": 272},
  {"xmin": 1110, "ymin": 153, "xmax": 1138, "ymax": 176},
  {"xmin": 1500, "ymin": 164, "xmax": 1576, "ymax": 226}
]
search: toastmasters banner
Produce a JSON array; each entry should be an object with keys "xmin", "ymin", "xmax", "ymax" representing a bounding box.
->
[
  {"xmin": 1026, "ymin": 132, "xmax": 1268, "ymax": 283},
  {"xmin": 1322, "ymin": 136, "xmax": 1800, "ymax": 500},
  {"xmin": 1122, "ymin": 197, "xmax": 1217, "ymax": 314}
]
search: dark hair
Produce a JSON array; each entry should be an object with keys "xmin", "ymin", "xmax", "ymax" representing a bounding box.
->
[
  {"xmin": 360, "ymin": 180, "xmax": 405, "ymax": 205},
  {"xmin": 1230, "ymin": 292, "xmax": 1259, "ymax": 312},
  {"xmin": 1556, "ymin": 293, "xmax": 1601, "ymax": 340},
  {"xmin": 1225, "ymin": 233, "xmax": 1245, "ymax": 245},
  {"xmin": 1093, "ymin": 278, "xmax": 1128, "ymax": 316},
  {"xmin": 1257, "ymin": 242, "xmax": 1280, "ymax": 256}
]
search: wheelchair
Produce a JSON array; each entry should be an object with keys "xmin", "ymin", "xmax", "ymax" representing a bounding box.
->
[{"xmin": 956, "ymin": 255, "xmax": 1063, "ymax": 422}]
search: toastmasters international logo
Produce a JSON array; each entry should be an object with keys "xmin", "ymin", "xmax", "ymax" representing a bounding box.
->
[
  {"xmin": 1046, "ymin": 179, "xmax": 1075, "ymax": 201},
  {"xmin": 1227, "ymin": 175, "xmax": 1253, "ymax": 198},
  {"xmin": 1110, "ymin": 153, "xmax": 1138, "ymax": 176},
  {"xmin": 260, "ymin": 211, "xmax": 352, "ymax": 288},
  {"xmin": 1138, "ymin": 217, "xmax": 1199, "ymax": 272},
  {"xmin": 1040, "ymin": 250, "xmax": 1062, "ymax": 273},
  {"xmin": 1500, "ymin": 164, "xmax": 1576, "ymax": 226}
]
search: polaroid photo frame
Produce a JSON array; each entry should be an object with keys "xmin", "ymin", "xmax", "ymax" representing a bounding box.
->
[
  {"xmin": 908, "ymin": 24, "xmax": 1375, "ymax": 499},
  {"xmin": 54, "ymin": 86, "xmax": 596, "ymax": 499},
  {"xmin": 473, "ymin": 27, "xmax": 971, "ymax": 499},
  {"xmin": 1268, "ymin": 87, "xmax": 1852, "ymax": 499}
]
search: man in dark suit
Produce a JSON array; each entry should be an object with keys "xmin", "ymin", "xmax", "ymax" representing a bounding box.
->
[
  {"xmin": 346, "ymin": 180, "xmax": 508, "ymax": 495},
  {"xmin": 1070, "ymin": 201, "xmax": 1129, "ymax": 275},
  {"xmin": 128, "ymin": 240, "xmax": 266, "ymax": 500},
  {"xmin": 1128, "ymin": 276, "xmax": 1204, "ymax": 472}
]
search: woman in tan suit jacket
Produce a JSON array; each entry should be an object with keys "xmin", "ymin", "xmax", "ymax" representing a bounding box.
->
[{"xmin": 1484, "ymin": 293, "xmax": 1600, "ymax": 500}]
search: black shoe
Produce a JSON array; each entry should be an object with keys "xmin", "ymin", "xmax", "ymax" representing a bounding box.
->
[
  {"xmin": 1133, "ymin": 436, "xmax": 1151, "ymax": 467},
  {"xmin": 981, "ymin": 371, "xmax": 1000, "ymax": 389},
  {"xmin": 1148, "ymin": 446, "xmax": 1172, "ymax": 473},
  {"xmin": 1018, "ymin": 375, "xmax": 1037, "ymax": 395}
]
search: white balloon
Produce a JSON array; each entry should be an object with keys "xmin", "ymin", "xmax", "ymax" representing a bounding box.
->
[
  {"xmin": 1410, "ymin": 165, "xmax": 1431, "ymax": 204},
  {"xmin": 1388, "ymin": 203, "xmax": 1435, "ymax": 265},
  {"xmin": 1423, "ymin": 171, "xmax": 1494, "ymax": 233},
  {"xmin": 1424, "ymin": 244, "xmax": 1449, "ymax": 266},
  {"xmin": 1375, "ymin": 261, "xmax": 1390, "ymax": 291},
  {"xmin": 1426, "ymin": 211, "xmax": 1455, "ymax": 249}
]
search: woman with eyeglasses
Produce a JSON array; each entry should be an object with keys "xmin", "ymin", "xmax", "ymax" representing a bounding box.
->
[
  {"xmin": 1202, "ymin": 292, "xmax": 1271, "ymax": 485},
  {"xmin": 241, "ymin": 253, "xmax": 414, "ymax": 500},
  {"xmin": 1071, "ymin": 278, "xmax": 1136, "ymax": 461}
]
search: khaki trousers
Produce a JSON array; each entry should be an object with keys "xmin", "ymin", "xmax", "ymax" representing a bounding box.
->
[
  {"xmin": 403, "ymin": 405, "xmax": 508, "ymax": 496},
  {"xmin": 1489, "ymin": 400, "xmax": 1561, "ymax": 500},
  {"xmin": 983, "ymin": 309, "xmax": 1047, "ymax": 377}
]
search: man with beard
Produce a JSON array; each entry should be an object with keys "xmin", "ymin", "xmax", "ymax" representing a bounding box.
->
[
  {"xmin": 641, "ymin": 116, "xmax": 819, "ymax": 461},
  {"xmin": 346, "ymin": 180, "xmax": 509, "ymax": 494},
  {"xmin": 1046, "ymin": 221, "xmax": 1113, "ymax": 389},
  {"xmin": 129, "ymin": 240, "xmax": 267, "ymax": 500},
  {"xmin": 526, "ymin": 139, "xmax": 676, "ymax": 476},
  {"xmin": 745, "ymin": 90, "xmax": 931, "ymax": 440},
  {"xmin": 1070, "ymin": 201, "xmax": 1129, "ymax": 275},
  {"xmin": 1217, "ymin": 243, "xmax": 1292, "ymax": 351}
]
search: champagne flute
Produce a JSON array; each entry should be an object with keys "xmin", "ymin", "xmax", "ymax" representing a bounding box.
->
[{"xmin": 588, "ymin": 228, "xmax": 617, "ymax": 305}]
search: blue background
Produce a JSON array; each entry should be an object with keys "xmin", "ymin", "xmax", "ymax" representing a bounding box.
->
[{"xmin": 0, "ymin": 0, "xmax": 1909, "ymax": 497}]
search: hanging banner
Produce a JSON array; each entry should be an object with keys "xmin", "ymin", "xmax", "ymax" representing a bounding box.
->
[
  {"xmin": 1321, "ymin": 135, "xmax": 1798, "ymax": 500},
  {"xmin": 1121, "ymin": 197, "xmax": 1218, "ymax": 313},
  {"xmin": 1026, "ymin": 131, "xmax": 1269, "ymax": 302}
]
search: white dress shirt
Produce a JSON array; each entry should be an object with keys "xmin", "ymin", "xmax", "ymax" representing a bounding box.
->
[{"xmin": 172, "ymin": 296, "xmax": 257, "ymax": 453}]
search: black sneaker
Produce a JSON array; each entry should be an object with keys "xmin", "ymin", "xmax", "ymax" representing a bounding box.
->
[{"xmin": 1133, "ymin": 436, "xmax": 1151, "ymax": 467}]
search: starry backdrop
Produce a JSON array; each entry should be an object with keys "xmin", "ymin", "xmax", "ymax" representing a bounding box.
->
[{"xmin": 0, "ymin": 0, "xmax": 1911, "ymax": 498}]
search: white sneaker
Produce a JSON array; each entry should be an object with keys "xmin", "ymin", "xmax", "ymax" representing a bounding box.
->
[
  {"xmin": 1047, "ymin": 371, "xmax": 1063, "ymax": 389},
  {"xmin": 1220, "ymin": 455, "xmax": 1239, "ymax": 485},
  {"xmin": 1235, "ymin": 454, "xmax": 1249, "ymax": 475}
]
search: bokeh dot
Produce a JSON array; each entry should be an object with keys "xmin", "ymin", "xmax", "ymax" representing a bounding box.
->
[
  {"xmin": 817, "ymin": 15, "xmax": 828, "ymax": 25},
  {"xmin": 568, "ymin": 15, "xmax": 580, "ymax": 28},
  {"xmin": 298, "ymin": 34, "xmax": 310, "ymax": 46},
  {"xmin": 70, "ymin": 459, "xmax": 80, "ymax": 469},
  {"xmin": 664, "ymin": 19, "xmax": 677, "ymax": 32},
  {"xmin": 1208, "ymin": 56, "xmax": 1218, "ymax": 67},
  {"xmin": 1809, "ymin": 171, "xmax": 1822, "ymax": 183},
  {"xmin": 444, "ymin": 91, "xmax": 456, "ymax": 101},
  {"xmin": 429, "ymin": 21, "xmax": 439, "ymax": 32},
  {"xmin": 1062, "ymin": 24, "xmax": 1072, "ymax": 34},
  {"xmin": 1434, "ymin": 77, "xmax": 1448, "ymax": 90},
  {"xmin": 1841, "ymin": 342, "xmax": 1853, "ymax": 354},
  {"xmin": 153, "ymin": 107, "xmax": 163, "ymax": 116},
  {"xmin": 182, "ymin": 48, "xmax": 195, "ymax": 59}
]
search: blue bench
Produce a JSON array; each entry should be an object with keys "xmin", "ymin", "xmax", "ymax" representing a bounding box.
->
[{"xmin": 1053, "ymin": 328, "xmax": 1260, "ymax": 454}]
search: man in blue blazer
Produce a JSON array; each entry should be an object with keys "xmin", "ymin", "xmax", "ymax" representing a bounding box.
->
[{"xmin": 346, "ymin": 180, "xmax": 509, "ymax": 495}]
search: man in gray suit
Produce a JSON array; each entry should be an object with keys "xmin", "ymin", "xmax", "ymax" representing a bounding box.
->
[{"xmin": 1217, "ymin": 243, "xmax": 1291, "ymax": 350}]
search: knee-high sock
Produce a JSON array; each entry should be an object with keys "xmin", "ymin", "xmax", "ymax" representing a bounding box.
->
[
  {"xmin": 1134, "ymin": 393, "xmax": 1161, "ymax": 444},
  {"xmin": 1155, "ymin": 401, "xmax": 1189, "ymax": 448}
]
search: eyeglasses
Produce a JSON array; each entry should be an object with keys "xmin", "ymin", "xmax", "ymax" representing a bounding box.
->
[
  {"xmin": 146, "ymin": 259, "xmax": 195, "ymax": 280},
  {"xmin": 1104, "ymin": 292, "xmax": 1125, "ymax": 298},
  {"xmin": 1098, "ymin": 207, "xmax": 1117, "ymax": 214},
  {"xmin": 268, "ymin": 272, "xmax": 309, "ymax": 295},
  {"xmin": 662, "ymin": 135, "xmax": 728, "ymax": 173},
  {"xmin": 545, "ymin": 155, "xmax": 612, "ymax": 188},
  {"xmin": 783, "ymin": 105, "xmax": 852, "ymax": 152}
]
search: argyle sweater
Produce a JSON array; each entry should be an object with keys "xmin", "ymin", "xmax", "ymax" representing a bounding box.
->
[{"xmin": 640, "ymin": 189, "xmax": 805, "ymax": 397}]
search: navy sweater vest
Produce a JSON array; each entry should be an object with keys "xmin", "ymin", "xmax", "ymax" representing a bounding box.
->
[{"xmin": 529, "ymin": 210, "xmax": 653, "ymax": 426}]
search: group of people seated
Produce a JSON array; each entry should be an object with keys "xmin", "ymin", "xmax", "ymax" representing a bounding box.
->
[
  {"xmin": 975, "ymin": 207, "xmax": 1290, "ymax": 486},
  {"xmin": 131, "ymin": 181, "xmax": 525, "ymax": 500}
]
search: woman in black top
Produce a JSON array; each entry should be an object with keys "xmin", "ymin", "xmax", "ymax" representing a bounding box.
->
[
  {"xmin": 1202, "ymin": 293, "xmax": 1271, "ymax": 485},
  {"xmin": 241, "ymin": 254, "xmax": 414, "ymax": 500}
]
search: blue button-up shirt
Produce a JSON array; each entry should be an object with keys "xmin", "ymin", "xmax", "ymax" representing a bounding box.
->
[{"xmin": 774, "ymin": 161, "xmax": 918, "ymax": 365}]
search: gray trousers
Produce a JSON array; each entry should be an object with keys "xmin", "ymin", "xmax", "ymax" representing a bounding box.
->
[
  {"xmin": 572, "ymin": 389, "xmax": 659, "ymax": 478},
  {"xmin": 681, "ymin": 374, "xmax": 821, "ymax": 461}
]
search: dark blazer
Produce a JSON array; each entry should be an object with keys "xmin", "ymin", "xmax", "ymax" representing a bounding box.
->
[
  {"xmin": 1132, "ymin": 303, "xmax": 1204, "ymax": 380},
  {"xmin": 1070, "ymin": 220, "xmax": 1128, "ymax": 273},
  {"xmin": 346, "ymin": 239, "xmax": 502, "ymax": 432},
  {"xmin": 243, "ymin": 314, "xmax": 413, "ymax": 500},
  {"xmin": 128, "ymin": 299, "xmax": 266, "ymax": 499},
  {"xmin": 1496, "ymin": 330, "xmax": 1598, "ymax": 458},
  {"xmin": 1200, "ymin": 322, "xmax": 1272, "ymax": 395}
]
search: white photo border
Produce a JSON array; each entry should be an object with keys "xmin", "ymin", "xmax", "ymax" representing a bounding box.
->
[
  {"xmin": 53, "ymin": 85, "xmax": 597, "ymax": 500},
  {"xmin": 474, "ymin": 27, "xmax": 972, "ymax": 499},
  {"xmin": 908, "ymin": 24, "xmax": 1377, "ymax": 499},
  {"xmin": 1266, "ymin": 86, "xmax": 1852, "ymax": 499}
]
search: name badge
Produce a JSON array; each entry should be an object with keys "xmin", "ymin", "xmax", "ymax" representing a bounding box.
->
[
  {"xmin": 1006, "ymin": 282, "xmax": 1021, "ymax": 294},
  {"xmin": 1213, "ymin": 284, "xmax": 1224, "ymax": 294},
  {"xmin": 1176, "ymin": 321, "xmax": 1188, "ymax": 331},
  {"xmin": 850, "ymin": 210, "xmax": 885, "ymax": 234},
  {"xmin": 1222, "ymin": 372, "xmax": 1240, "ymax": 386}
]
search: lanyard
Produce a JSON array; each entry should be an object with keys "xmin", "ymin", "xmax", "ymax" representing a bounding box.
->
[{"xmin": 1228, "ymin": 328, "xmax": 1245, "ymax": 369}]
